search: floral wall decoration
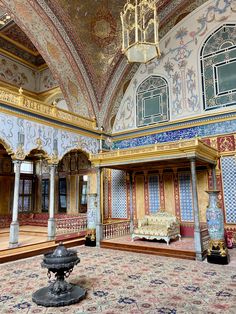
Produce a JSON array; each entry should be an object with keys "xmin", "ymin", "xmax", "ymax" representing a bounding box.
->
[
  {"xmin": 113, "ymin": 0, "xmax": 236, "ymax": 133},
  {"xmin": 0, "ymin": 111, "xmax": 99, "ymax": 160}
]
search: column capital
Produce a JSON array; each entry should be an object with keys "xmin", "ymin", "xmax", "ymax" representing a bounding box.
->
[
  {"xmin": 189, "ymin": 157, "xmax": 196, "ymax": 163},
  {"xmin": 12, "ymin": 159, "xmax": 22, "ymax": 165},
  {"xmin": 49, "ymin": 163, "xmax": 57, "ymax": 168}
]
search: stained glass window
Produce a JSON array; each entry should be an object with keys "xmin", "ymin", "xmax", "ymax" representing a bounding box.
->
[
  {"xmin": 136, "ymin": 76, "xmax": 169, "ymax": 127},
  {"xmin": 200, "ymin": 24, "xmax": 236, "ymax": 110}
]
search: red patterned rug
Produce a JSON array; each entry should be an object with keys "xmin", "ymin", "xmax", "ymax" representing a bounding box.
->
[{"xmin": 0, "ymin": 246, "xmax": 236, "ymax": 313}]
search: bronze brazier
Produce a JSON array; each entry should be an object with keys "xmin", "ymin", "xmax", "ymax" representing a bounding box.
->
[{"xmin": 32, "ymin": 243, "xmax": 86, "ymax": 307}]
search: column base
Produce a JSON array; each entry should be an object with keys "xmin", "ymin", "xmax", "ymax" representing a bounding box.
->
[
  {"xmin": 85, "ymin": 229, "xmax": 96, "ymax": 247},
  {"xmin": 9, "ymin": 221, "xmax": 19, "ymax": 248},
  {"xmin": 207, "ymin": 239, "xmax": 230, "ymax": 265},
  {"xmin": 48, "ymin": 218, "xmax": 56, "ymax": 240},
  {"xmin": 195, "ymin": 252, "xmax": 204, "ymax": 261},
  {"xmin": 96, "ymin": 224, "xmax": 103, "ymax": 247}
]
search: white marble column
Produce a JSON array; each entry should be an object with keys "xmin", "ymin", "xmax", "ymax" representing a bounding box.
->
[
  {"xmin": 129, "ymin": 172, "xmax": 134, "ymax": 234},
  {"xmin": 190, "ymin": 158, "xmax": 203, "ymax": 261},
  {"xmin": 211, "ymin": 164, "xmax": 217, "ymax": 190},
  {"xmin": 96, "ymin": 167, "xmax": 102, "ymax": 247},
  {"xmin": 48, "ymin": 164, "xmax": 56, "ymax": 240},
  {"xmin": 9, "ymin": 160, "xmax": 22, "ymax": 248}
]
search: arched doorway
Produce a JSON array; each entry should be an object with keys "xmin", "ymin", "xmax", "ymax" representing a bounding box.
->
[{"xmin": 58, "ymin": 150, "xmax": 91, "ymax": 215}]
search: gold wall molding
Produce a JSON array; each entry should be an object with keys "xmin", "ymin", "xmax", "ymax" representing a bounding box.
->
[
  {"xmin": 0, "ymin": 86, "xmax": 97, "ymax": 132},
  {"xmin": 90, "ymin": 138, "xmax": 219, "ymax": 168}
]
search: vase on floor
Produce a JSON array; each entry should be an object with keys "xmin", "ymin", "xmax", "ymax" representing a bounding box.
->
[{"xmin": 205, "ymin": 190, "xmax": 229, "ymax": 265}]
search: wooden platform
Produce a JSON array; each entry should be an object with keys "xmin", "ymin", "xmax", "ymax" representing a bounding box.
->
[
  {"xmin": 101, "ymin": 235, "xmax": 196, "ymax": 260},
  {"xmin": 0, "ymin": 225, "xmax": 85, "ymax": 263}
]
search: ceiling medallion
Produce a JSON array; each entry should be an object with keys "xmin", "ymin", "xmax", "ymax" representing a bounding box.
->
[
  {"xmin": 121, "ymin": 0, "xmax": 161, "ymax": 63},
  {"xmin": 91, "ymin": 6, "xmax": 117, "ymax": 48}
]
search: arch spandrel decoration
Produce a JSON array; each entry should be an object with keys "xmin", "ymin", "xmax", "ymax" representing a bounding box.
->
[
  {"xmin": 136, "ymin": 76, "xmax": 169, "ymax": 127},
  {"xmin": 0, "ymin": 138, "xmax": 14, "ymax": 156},
  {"xmin": 201, "ymin": 24, "xmax": 236, "ymax": 110}
]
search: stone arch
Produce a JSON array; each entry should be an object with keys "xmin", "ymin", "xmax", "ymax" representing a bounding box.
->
[
  {"xmin": 25, "ymin": 148, "xmax": 50, "ymax": 160},
  {"xmin": 59, "ymin": 148, "xmax": 90, "ymax": 163},
  {"xmin": 0, "ymin": 138, "xmax": 14, "ymax": 156},
  {"xmin": 1, "ymin": 0, "xmax": 94, "ymax": 118}
]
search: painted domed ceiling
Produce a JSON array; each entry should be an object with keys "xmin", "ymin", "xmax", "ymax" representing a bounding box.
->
[
  {"xmin": 45, "ymin": 0, "xmax": 208, "ymax": 122},
  {"xmin": 0, "ymin": 0, "xmax": 209, "ymax": 126},
  {"xmin": 46, "ymin": 0, "xmax": 126, "ymax": 103}
]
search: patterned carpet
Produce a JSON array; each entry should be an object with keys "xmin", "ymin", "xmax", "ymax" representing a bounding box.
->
[{"xmin": 0, "ymin": 246, "xmax": 236, "ymax": 314}]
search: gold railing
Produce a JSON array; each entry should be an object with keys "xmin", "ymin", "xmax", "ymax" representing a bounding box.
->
[
  {"xmin": 0, "ymin": 86, "xmax": 96, "ymax": 131},
  {"xmin": 103, "ymin": 220, "xmax": 131, "ymax": 239}
]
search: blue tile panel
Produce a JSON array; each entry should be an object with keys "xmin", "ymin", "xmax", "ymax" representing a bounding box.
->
[
  {"xmin": 221, "ymin": 156, "xmax": 236, "ymax": 223},
  {"xmin": 113, "ymin": 117, "xmax": 236, "ymax": 149},
  {"xmin": 111, "ymin": 170, "xmax": 127, "ymax": 219},
  {"xmin": 148, "ymin": 175, "xmax": 160, "ymax": 214},
  {"xmin": 179, "ymin": 173, "xmax": 194, "ymax": 222}
]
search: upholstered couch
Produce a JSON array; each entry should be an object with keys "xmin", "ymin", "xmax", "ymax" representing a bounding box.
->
[{"xmin": 132, "ymin": 211, "xmax": 181, "ymax": 245}]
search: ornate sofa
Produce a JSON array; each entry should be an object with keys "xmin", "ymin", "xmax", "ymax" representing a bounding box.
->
[{"xmin": 132, "ymin": 211, "xmax": 181, "ymax": 245}]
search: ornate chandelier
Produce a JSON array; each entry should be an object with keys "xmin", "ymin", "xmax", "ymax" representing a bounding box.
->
[{"xmin": 120, "ymin": 0, "xmax": 161, "ymax": 63}]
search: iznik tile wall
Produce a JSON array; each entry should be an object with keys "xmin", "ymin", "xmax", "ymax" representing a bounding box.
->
[
  {"xmin": 111, "ymin": 170, "xmax": 127, "ymax": 219},
  {"xmin": 148, "ymin": 175, "xmax": 160, "ymax": 214},
  {"xmin": 221, "ymin": 156, "xmax": 236, "ymax": 223},
  {"xmin": 179, "ymin": 173, "xmax": 194, "ymax": 222},
  {"xmin": 113, "ymin": 116, "xmax": 236, "ymax": 149}
]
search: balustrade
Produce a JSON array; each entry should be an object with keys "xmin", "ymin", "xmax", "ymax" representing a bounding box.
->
[
  {"xmin": 55, "ymin": 216, "xmax": 87, "ymax": 235},
  {"xmin": 103, "ymin": 221, "xmax": 130, "ymax": 239}
]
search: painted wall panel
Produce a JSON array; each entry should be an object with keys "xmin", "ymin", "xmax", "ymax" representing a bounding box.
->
[
  {"xmin": 197, "ymin": 171, "xmax": 208, "ymax": 223},
  {"xmin": 135, "ymin": 175, "xmax": 145, "ymax": 219},
  {"xmin": 163, "ymin": 173, "xmax": 175, "ymax": 216}
]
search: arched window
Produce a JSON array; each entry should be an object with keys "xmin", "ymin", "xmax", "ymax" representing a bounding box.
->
[
  {"xmin": 200, "ymin": 24, "xmax": 236, "ymax": 110},
  {"xmin": 136, "ymin": 76, "xmax": 169, "ymax": 127}
]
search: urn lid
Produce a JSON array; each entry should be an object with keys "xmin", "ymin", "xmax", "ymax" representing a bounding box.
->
[
  {"xmin": 42, "ymin": 243, "xmax": 80, "ymax": 269},
  {"xmin": 52, "ymin": 243, "xmax": 69, "ymax": 257}
]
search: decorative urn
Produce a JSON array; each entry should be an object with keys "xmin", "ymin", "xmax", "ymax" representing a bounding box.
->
[
  {"xmin": 32, "ymin": 243, "xmax": 86, "ymax": 307},
  {"xmin": 206, "ymin": 190, "xmax": 224, "ymax": 240},
  {"xmin": 205, "ymin": 190, "xmax": 229, "ymax": 264}
]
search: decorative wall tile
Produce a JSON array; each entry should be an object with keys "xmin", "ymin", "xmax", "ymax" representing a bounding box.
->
[
  {"xmin": 111, "ymin": 170, "xmax": 127, "ymax": 219},
  {"xmin": 113, "ymin": 117, "xmax": 236, "ymax": 149},
  {"xmin": 148, "ymin": 175, "xmax": 160, "ymax": 214},
  {"xmin": 179, "ymin": 173, "xmax": 194, "ymax": 222},
  {"xmin": 217, "ymin": 135, "xmax": 235, "ymax": 152},
  {"xmin": 221, "ymin": 156, "xmax": 236, "ymax": 223},
  {"xmin": 103, "ymin": 169, "xmax": 110, "ymax": 220}
]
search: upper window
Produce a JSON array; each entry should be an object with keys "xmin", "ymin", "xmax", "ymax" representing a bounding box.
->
[
  {"xmin": 200, "ymin": 24, "xmax": 236, "ymax": 110},
  {"xmin": 42, "ymin": 179, "xmax": 49, "ymax": 213},
  {"xmin": 59, "ymin": 177, "xmax": 67, "ymax": 213},
  {"xmin": 136, "ymin": 76, "xmax": 169, "ymax": 127},
  {"xmin": 18, "ymin": 178, "xmax": 33, "ymax": 212}
]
